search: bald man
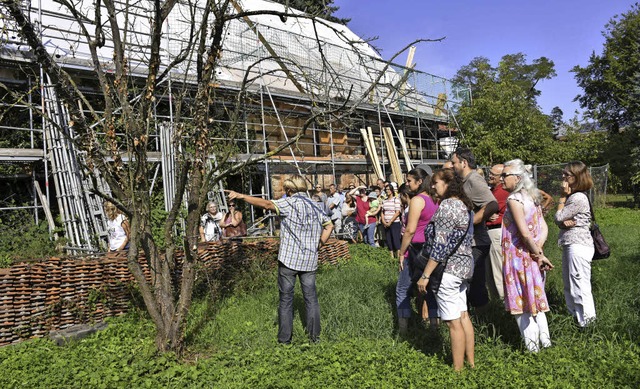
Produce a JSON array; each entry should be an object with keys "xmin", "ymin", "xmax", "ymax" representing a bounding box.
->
[{"xmin": 486, "ymin": 164, "xmax": 509, "ymax": 300}]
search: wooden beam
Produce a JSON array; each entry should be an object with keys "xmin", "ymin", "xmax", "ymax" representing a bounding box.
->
[
  {"xmin": 382, "ymin": 127, "xmax": 402, "ymax": 184},
  {"xmin": 397, "ymin": 129, "xmax": 413, "ymax": 171}
]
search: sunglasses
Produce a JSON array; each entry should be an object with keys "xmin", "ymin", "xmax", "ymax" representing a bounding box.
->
[
  {"xmin": 500, "ymin": 173, "xmax": 519, "ymax": 179},
  {"xmin": 562, "ymin": 171, "xmax": 573, "ymax": 177},
  {"xmin": 229, "ymin": 204, "xmax": 236, "ymax": 207}
]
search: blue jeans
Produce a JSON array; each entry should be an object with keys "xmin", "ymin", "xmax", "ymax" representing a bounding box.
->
[
  {"xmin": 398, "ymin": 245, "xmax": 439, "ymax": 319},
  {"xmin": 277, "ymin": 262, "xmax": 321, "ymax": 343},
  {"xmin": 396, "ymin": 258, "xmax": 413, "ymax": 318},
  {"xmin": 358, "ymin": 222, "xmax": 376, "ymax": 246}
]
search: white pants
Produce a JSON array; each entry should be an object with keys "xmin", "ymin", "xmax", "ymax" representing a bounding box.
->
[
  {"xmin": 562, "ymin": 244, "xmax": 596, "ymax": 327},
  {"xmin": 435, "ymin": 272, "xmax": 468, "ymax": 321},
  {"xmin": 487, "ymin": 228, "xmax": 504, "ymax": 300},
  {"xmin": 332, "ymin": 217, "xmax": 342, "ymax": 236},
  {"xmin": 515, "ymin": 312, "xmax": 551, "ymax": 352}
]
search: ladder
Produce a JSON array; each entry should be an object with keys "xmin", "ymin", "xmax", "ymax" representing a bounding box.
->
[{"xmin": 41, "ymin": 74, "xmax": 109, "ymax": 252}]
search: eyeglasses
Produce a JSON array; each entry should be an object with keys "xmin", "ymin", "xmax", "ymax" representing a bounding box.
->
[
  {"xmin": 488, "ymin": 171, "xmax": 501, "ymax": 177},
  {"xmin": 562, "ymin": 171, "xmax": 573, "ymax": 178},
  {"xmin": 500, "ymin": 173, "xmax": 519, "ymax": 179},
  {"xmin": 229, "ymin": 204, "xmax": 236, "ymax": 207}
]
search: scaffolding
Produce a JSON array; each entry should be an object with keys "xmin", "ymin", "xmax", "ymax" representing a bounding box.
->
[{"xmin": 0, "ymin": 0, "xmax": 469, "ymax": 252}]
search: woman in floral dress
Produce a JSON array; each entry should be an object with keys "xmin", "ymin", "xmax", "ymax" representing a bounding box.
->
[{"xmin": 501, "ymin": 159, "xmax": 554, "ymax": 352}]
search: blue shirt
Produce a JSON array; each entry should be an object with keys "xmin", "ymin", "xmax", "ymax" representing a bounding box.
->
[
  {"xmin": 327, "ymin": 192, "xmax": 344, "ymax": 221},
  {"xmin": 272, "ymin": 192, "xmax": 332, "ymax": 271}
]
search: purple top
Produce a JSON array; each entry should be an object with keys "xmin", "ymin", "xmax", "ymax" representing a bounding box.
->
[{"xmin": 413, "ymin": 193, "xmax": 439, "ymax": 244}]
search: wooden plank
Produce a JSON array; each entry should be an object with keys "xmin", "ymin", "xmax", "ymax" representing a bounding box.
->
[
  {"xmin": 397, "ymin": 130, "xmax": 413, "ymax": 171},
  {"xmin": 361, "ymin": 128, "xmax": 383, "ymax": 179},
  {"xmin": 382, "ymin": 127, "xmax": 403, "ymax": 184},
  {"xmin": 366, "ymin": 127, "xmax": 384, "ymax": 179},
  {"xmin": 34, "ymin": 181, "xmax": 57, "ymax": 237}
]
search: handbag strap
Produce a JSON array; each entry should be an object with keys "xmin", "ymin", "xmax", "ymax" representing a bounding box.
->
[
  {"xmin": 439, "ymin": 211, "xmax": 474, "ymax": 267},
  {"xmin": 566, "ymin": 191, "xmax": 596, "ymax": 224}
]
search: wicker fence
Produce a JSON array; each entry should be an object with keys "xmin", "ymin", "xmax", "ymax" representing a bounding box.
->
[{"xmin": 0, "ymin": 239, "xmax": 350, "ymax": 346}]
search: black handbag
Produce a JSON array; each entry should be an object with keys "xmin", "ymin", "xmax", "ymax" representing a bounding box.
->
[
  {"xmin": 585, "ymin": 195, "xmax": 610, "ymax": 260},
  {"xmin": 418, "ymin": 211, "xmax": 472, "ymax": 294}
]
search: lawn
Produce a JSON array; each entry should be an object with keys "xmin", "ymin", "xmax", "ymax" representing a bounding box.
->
[{"xmin": 0, "ymin": 208, "xmax": 639, "ymax": 388}]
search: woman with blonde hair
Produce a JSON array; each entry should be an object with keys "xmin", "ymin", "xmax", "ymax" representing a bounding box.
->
[
  {"xmin": 555, "ymin": 161, "xmax": 596, "ymax": 328},
  {"xmin": 501, "ymin": 159, "xmax": 554, "ymax": 352},
  {"xmin": 104, "ymin": 201, "xmax": 130, "ymax": 252}
]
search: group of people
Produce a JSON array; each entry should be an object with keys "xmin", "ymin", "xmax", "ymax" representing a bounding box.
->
[
  {"xmin": 393, "ymin": 148, "xmax": 597, "ymax": 370},
  {"xmin": 199, "ymin": 201, "xmax": 247, "ymax": 242},
  {"xmin": 224, "ymin": 147, "xmax": 598, "ymax": 372},
  {"xmin": 103, "ymin": 147, "xmax": 596, "ymax": 371}
]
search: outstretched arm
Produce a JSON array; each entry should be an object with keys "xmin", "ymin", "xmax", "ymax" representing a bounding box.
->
[{"xmin": 226, "ymin": 190, "xmax": 276, "ymax": 211}]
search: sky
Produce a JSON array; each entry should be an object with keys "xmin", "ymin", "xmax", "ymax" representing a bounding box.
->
[{"xmin": 333, "ymin": 0, "xmax": 638, "ymax": 119}]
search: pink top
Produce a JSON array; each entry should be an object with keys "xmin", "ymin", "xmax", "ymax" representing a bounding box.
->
[{"xmin": 412, "ymin": 193, "xmax": 438, "ymax": 244}]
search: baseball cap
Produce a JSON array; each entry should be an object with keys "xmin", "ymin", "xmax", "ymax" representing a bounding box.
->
[
  {"xmin": 368, "ymin": 192, "xmax": 378, "ymax": 200},
  {"xmin": 416, "ymin": 163, "xmax": 433, "ymax": 176}
]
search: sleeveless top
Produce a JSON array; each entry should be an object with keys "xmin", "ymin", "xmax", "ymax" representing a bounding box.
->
[
  {"xmin": 107, "ymin": 214, "xmax": 127, "ymax": 251},
  {"xmin": 413, "ymin": 193, "xmax": 438, "ymax": 244}
]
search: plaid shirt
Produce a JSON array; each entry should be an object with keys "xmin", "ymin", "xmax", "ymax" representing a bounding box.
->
[{"xmin": 272, "ymin": 192, "xmax": 332, "ymax": 271}]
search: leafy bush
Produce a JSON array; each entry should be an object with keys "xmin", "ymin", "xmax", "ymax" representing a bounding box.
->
[{"xmin": 0, "ymin": 209, "xmax": 65, "ymax": 265}]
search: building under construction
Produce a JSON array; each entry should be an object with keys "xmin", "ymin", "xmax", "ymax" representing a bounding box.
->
[{"xmin": 0, "ymin": 0, "xmax": 468, "ymax": 252}]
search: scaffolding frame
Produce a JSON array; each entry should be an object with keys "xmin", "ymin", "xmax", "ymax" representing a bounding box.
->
[{"xmin": 0, "ymin": 0, "xmax": 469, "ymax": 251}]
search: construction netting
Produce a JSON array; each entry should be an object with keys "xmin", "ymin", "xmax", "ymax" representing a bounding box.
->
[{"xmin": 535, "ymin": 164, "xmax": 609, "ymax": 207}]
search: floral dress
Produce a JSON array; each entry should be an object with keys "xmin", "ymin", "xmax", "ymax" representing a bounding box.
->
[{"xmin": 502, "ymin": 191, "xmax": 549, "ymax": 315}]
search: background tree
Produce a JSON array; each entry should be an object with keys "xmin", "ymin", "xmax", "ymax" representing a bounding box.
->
[
  {"xmin": 274, "ymin": 0, "xmax": 350, "ymax": 24},
  {"xmin": 572, "ymin": 3, "xmax": 640, "ymax": 202},
  {"xmin": 550, "ymin": 106, "xmax": 565, "ymax": 135},
  {"xmin": 452, "ymin": 53, "xmax": 562, "ymax": 165}
]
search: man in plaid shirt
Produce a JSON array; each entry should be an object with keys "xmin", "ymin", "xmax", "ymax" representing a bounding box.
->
[{"xmin": 226, "ymin": 175, "xmax": 333, "ymax": 344}]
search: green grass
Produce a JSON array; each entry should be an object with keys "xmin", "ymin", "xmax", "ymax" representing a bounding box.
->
[{"xmin": 1, "ymin": 208, "xmax": 639, "ymax": 387}]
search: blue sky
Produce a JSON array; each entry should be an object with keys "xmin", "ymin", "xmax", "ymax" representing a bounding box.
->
[{"xmin": 333, "ymin": 0, "xmax": 637, "ymax": 119}]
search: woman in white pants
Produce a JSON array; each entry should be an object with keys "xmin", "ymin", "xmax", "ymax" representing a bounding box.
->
[{"xmin": 555, "ymin": 161, "xmax": 596, "ymax": 328}]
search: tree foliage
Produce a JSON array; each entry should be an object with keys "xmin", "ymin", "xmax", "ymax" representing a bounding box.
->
[
  {"xmin": 572, "ymin": 3, "xmax": 640, "ymax": 201},
  {"xmin": 272, "ymin": 0, "xmax": 349, "ymax": 24},
  {"xmin": 452, "ymin": 54, "xmax": 563, "ymax": 165}
]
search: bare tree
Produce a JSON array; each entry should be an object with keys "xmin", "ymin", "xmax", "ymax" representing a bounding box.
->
[{"xmin": 0, "ymin": 0, "xmax": 432, "ymax": 353}]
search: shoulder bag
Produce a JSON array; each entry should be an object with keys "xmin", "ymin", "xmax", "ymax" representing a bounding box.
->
[
  {"xmin": 223, "ymin": 212, "xmax": 247, "ymax": 238},
  {"xmin": 585, "ymin": 194, "xmax": 610, "ymax": 260},
  {"xmin": 417, "ymin": 211, "xmax": 473, "ymax": 294}
]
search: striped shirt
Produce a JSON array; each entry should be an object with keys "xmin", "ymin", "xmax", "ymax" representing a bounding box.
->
[
  {"xmin": 381, "ymin": 196, "xmax": 402, "ymax": 223},
  {"xmin": 272, "ymin": 192, "xmax": 332, "ymax": 271}
]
